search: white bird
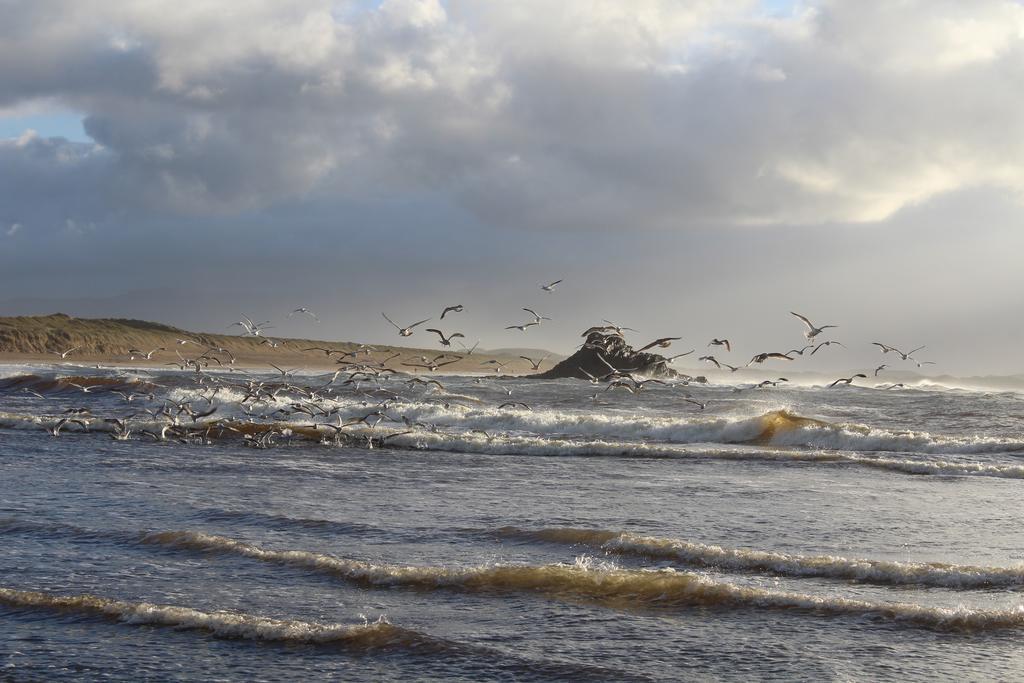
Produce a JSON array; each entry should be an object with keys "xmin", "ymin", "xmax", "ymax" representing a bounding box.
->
[
  {"xmin": 128, "ymin": 347, "xmax": 165, "ymax": 360},
  {"xmin": 382, "ymin": 313, "xmax": 431, "ymax": 337},
  {"xmin": 871, "ymin": 343, "xmax": 926, "ymax": 361},
  {"xmin": 522, "ymin": 308, "xmax": 551, "ymax": 324},
  {"xmin": 505, "ymin": 321, "xmax": 539, "ymax": 332},
  {"xmin": 541, "ymin": 279, "xmax": 563, "ymax": 292},
  {"xmin": 51, "ymin": 347, "xmax": 80, "ymax": 359},
  {"xmin": 289, "ymin": 307, "xmax": 320, "ymax": 323},
  {"xmin": 791, "ymin": 312, "xmax": 837, "ymax": 340}
]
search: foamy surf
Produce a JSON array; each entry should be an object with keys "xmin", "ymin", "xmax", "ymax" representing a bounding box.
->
[
  {"xmin": 496, "ymin": 527, "xmax": 1024, "ymax": 589},
  {"xmin": 0, "ymin": 587, "xmax": 409, "ymax": 647},
  {"xmin": 4, "ymin": 407, "xmax": 1024, "ymax": 480},
  {"xmin": 140, "ymin": 530, "xmax": 1024, "ymax": 631}
]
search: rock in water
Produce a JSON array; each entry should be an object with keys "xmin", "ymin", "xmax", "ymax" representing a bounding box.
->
[{"xmin": 530, "ymin": 330, "xmax": 680, "ymax": 380}]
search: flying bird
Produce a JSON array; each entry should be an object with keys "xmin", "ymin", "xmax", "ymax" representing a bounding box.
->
[
  {"xmin": 382, "ymin": 313, "xmax": 431, "ymax": 337},
  {"xmin": 440, "ymin": 305, "xmax": 464, "ymax": 319},
  {"xmin": 51, "ymin": 347, "xmax": 80, "ymax": 359},
  {"xmin": 636, "ymin": 337, "xmax": 682, "ymax": 353},
  {"xmin": 829, "ymin": 374, "xmax": 867, "ymax": 387},
  {"xmin": 519, "ymin": 354, "xmax": 551, "ymax": 370},
  {"xmin": 708, "ymin": 339, "xmax": 731, "ymax": 352},
  {"xmin": 289, "ymin": 307, "xmax": 320, "ymax": 323},
  {"xmin": 128, "ymin": 347, "xmax": 165, "ymax": 360},
  {"xmin": 810, "ymin": 340, "xmax": 845, "ymax": 355},
  {"xmin": 425, "ymin": 329, "xmax": 465, "ymax": 347},
  {"xmin": 506, "ymin": 321, "xmax": 540, "ymax": 332},
  {"xmin": 541, "ymin": 279, "xmax": 563, "ymax": 292},
  {"xmin": 522, "ymin": 308, "xmax": 551, "ymax": 324},
  {"xmin": 748, "ymin": 352, "xmax": 794, "ymax": 365},
  {"xmin": 790, "ymin": 312, "xmax": 837, "ymax": 340},
  {"xmin": 871, "ymin": 343, "xmax": 926, "ymax": 361}
]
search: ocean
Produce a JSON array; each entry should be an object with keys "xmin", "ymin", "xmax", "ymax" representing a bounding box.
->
[{"xmin": 1, "ymin": 364, "xmax": 1023, "ymax": 681}]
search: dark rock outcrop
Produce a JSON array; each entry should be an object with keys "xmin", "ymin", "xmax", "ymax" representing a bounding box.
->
[{"xmin": 530, "ymin": 330, "xmax": 694, "ymax": 380}]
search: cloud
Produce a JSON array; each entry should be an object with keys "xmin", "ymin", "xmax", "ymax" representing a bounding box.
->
[{"xmin": 0, "ymin": 0, "xmax": 1021, "ymax": 231}]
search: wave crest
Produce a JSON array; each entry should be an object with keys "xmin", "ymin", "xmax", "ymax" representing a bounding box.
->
[
  {"xmin": 141, "ymin": 530, "xmax": 1024, "ymax": 631},
  {"xmin": 0, "ymin": 587, "xmax": 409, "ymax": 647},
  {"xmin": 497, "ymin": 527, "xmax": 1024, "ymax": 589}
]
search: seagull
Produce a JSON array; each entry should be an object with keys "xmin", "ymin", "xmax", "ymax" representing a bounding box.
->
[
  {"xmin": 401, "ymin": 358, "xmax": 460, "ymax": 372},
  {"xmin": 303, "ymin": 346, "xmax": 345, "ymax": 357},
  {"xmin": 541, "ymin": 279, "xmax": 563, "ymax": 292},
  {"xmin": 699, "ymin": 355, "xmax": 722, "ymax": 369},
  {"xmin": 51, "ymin": 347, "xmax": 80, "ymax": 359},
  {"xmin": 505, "ymin": 321, "xmax": 539, "ymax": 332},
  {"xmin": 498, "ymin": 401, "xmax": 532, "ymax": 410},
  {"xmin": 289, "ymin": 307, "xmax": 320, "ymax": 323},
  {"xmin": 748, "ymin": 352, "xmax": 794, "ymax": 365},
  {"xmin": 635, "ymin": 337, "xmax": 681, "ymax": 353},
  {"xmin": 601, "ymin": 320, "xmax": 638, "ymax": 334},
  {"xmin": 828, "ymin": 374, "xmax": 867, "ymax": 387},
  {"xmin": 456, "ymin": 340, "xmax": 480, "ymax": 355},
  {"xmin": 382, "ymin": 313, "xmax": 431, "ymax": 337},
  {"xmin": 879, "ymin": 383, "xmax": 906, "ymax": 390},
  {"xmin": 231, "ymin": 315, "xmax": 273, "ymax": 337},
  {"xmin": 874, "ymin": 364, "xmax": 888, "ymax": 376},
  {"xmin": 791, "ymin": 312, "xmax": 837, "ymax": 340},
  {"xmin": 708, "ymin": 339, "xmax": 731, "ymax": 352},
  {"xmin": 810, "ymin": 340, "xmax": 845, "ymax": 355},
  {"xmin": 128, "ymin": 347, "xmax": 165, "ymax": 360},
  {"xmin": 785, "ymin": 345, "xmax": 814, "ymax": 357},
  {"xmin": 519, "ymin": 354, "xmax": 551, "ymax": 370},
  {"xmin": 871, "ymin": 343, "xmax": 926, "ymax": 361},
  {"xmin": 425, "ymin": 329, "xmax": 465, "ymax": 347},
  {"xmin": 916, "ymin": 360, "xmax": 937, "ymax": 368},
  {"xmin": 522, "ymin": 308, "xmax": 551, "ymax": 324},
  {"xmin": 440, "ymin": 305, "xmax": 464, "ymax": 319}
]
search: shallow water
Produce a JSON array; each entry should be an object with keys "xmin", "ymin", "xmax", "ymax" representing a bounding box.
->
[{"xmin": 1, "ymin": 364, "xmax": 1023, "ymax": 681}]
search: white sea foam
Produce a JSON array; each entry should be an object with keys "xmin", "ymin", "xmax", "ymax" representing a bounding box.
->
[
  {"xmin": 140, "ymin": 531, "xmax": 1024, "ymax": 632},
  {"xmin": 0, "ymin": 587, "xmax": 406, "ymax": 645},
  {"xmin": 497, "ymin": 527, "xmax": 1024, "ymax": 589}
]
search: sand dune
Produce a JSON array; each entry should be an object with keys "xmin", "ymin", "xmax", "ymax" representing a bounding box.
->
[{"xmin": 0, "ymin": 313, "xmax": 558, "ymax": 374}]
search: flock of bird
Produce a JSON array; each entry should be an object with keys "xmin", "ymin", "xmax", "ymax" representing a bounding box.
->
[{"xmin": 29, "ymin": 283, "xmax": 935, "ymax": 449}]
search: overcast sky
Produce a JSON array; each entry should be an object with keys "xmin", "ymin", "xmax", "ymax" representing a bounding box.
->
[{"xmin": 2, "ymin": 0, "xmax": 1023, "ymax": 375}]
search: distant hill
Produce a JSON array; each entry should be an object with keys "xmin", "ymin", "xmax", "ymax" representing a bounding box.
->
[
  {"xmin": 0, "ymin": 314, "xmax": 556, "ymax": 374},
  {"xmin": 478, "ymin": 347, "xmax": 566, "ymax": 360}
]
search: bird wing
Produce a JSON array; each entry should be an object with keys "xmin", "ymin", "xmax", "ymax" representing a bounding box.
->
[
  {"xmin": 871, "ymin": 342, "xmax": 892, "ymax": 353},
  {"xmin": 381, "ymin": 313, "xmax": 401, "ymax": 330},
  {"xmin": 790, "ymin": 312, "xmax": 814, "ymax": 330},
  {"xmin": 907, "ymin": 345, "xmax": 926, "ymax": 356},
  {"xmin": 408, "ymin": 318, "xmax": 431, "ymax": 330},
  {"xmin": 425, "ymin": 329, "xmax": 445, "ymax": 339}
]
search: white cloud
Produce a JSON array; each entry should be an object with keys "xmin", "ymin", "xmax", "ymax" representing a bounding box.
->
[{"xmin": 0, "ymin": 0, "xmax": 1022, "ymax": 228}]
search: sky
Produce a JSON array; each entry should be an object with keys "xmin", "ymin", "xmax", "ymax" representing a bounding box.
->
[{"xmin": 2, "ymin": 0, "xmax": 1023, "ymax": 375}]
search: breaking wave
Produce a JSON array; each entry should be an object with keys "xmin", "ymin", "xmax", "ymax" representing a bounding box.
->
[
  {"xmin": 0, "ymin": 587, "xmax": 413, "ymax": 647},
  {"xmin": 496, "ymin": 527, "xmax": 1024, "ymax": 589},
  {"xmin": 0, "ymin": 373, "xmax": 159, "ymax": 394},
  {"xmin": 141, "ymin": 530, "xmax": 1024, "ymax": 632}
]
